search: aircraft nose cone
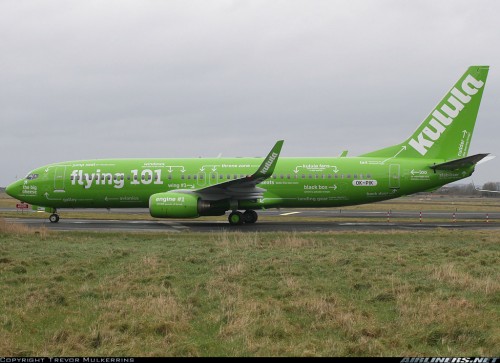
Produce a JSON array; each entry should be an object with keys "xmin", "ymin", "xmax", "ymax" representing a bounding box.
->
[{"xmin": 5, "ymin": 180, "xmax": 21, "ymax": 199}]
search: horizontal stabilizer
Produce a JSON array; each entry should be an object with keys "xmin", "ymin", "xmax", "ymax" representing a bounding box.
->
[{"xmin": 430, "ymin": 153, "xmax": 489, "ymax": 171}]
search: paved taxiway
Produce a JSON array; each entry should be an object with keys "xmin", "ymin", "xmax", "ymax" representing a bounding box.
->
[
  {"xmin": 3, "ymin": 208, "xmax": 500, "ymax": 220},
  {"xmin": 5, "ymin": 209, "xmax": 500, "ymax": 233}
]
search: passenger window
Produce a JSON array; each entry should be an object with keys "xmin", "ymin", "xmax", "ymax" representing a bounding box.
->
[
  {"xmin": 181, "ymin": 175, "xmax": 185, "ymax": 180},
  {"xmin": 280, "ymin": 174, "xmax": 284, "ymax": 179},
  {"xmin": 287, "ymin": 174, "xmax": 291, "ymax": 179},
  {"xmin": 272, "ymin": 174, "xmax": 277, "ymax": 179},
  {"xmin": 315, "ymin": 174, "xmax": 319, "ymax": 179},
  {"xmin": 367, "ymin": 174, "xmax": 371, "ymax": 179},
  {"xmin": 193, "ymin": 175, "xmax": 197, "ymax": 180},
  {"xmin": 328, "ymin": 174, "xmax": 332, "ymax": 179},
  {"xmin": 187, "ymin": 175, "xmax": 191, "ymax": 180},
  {"xmin": 359, "ymin": 174, "xmax": 363, "ymax": 179},
  {"xmin": 227, "ymin": 175, "xmax": 230, "ymax": 179},
  {"xmin": 308, "ymin": 174, "xmax": 313, "ymax": 179},
  {"xmin": 347, "ymin": 174, "xmax": 351, "ymax": 179},
  {"xmin": 354, "ymin": 174, "xmax": 358, "ymax": 179},
  {"xmin": 211, "ymin": 174, "xmax": 216, "ymax": 179},
  {"xmin": 301, "ymin": 174, "xmax": 305, "ymax": 179},
  {"xmin": 233, "ymin": 175, "xmax": 237, "ymax": 179},
  {"xmin": 168, "ymin": 174, "xmax": 172, "ymax": 180}
]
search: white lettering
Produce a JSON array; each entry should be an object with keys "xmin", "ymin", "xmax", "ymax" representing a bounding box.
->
[
  {"xmin": 432, "ymin": 109, "xmax": 453, "ymax": 126},
  {"xmin": 260, "ymin": 152, "xmax": 278, "ymax": 174},
  {"xmin": 451, "ymin": 87, "xmax": 471, "ymax": 103},
  {"xmin": 441, "ymin": 96, "xmax": 464, "ymax": 118},
  {"xmin": 462, "ymin": 74, "xmax": 484, "ymax": 95},
  {"xmin": 70, "ymin": 170, "xmax": 79, "ymax": 185},
  {"xmin": 84, "ymin": 173, "xmax": 95, "ymax": 189},
  {"xmin": 408, "ymin": 73, "xmax": 484, "ymax": 155},
  {"xmin": 422, "ymin": 119, "xmax": 446, "ymax": 141},
  {"xmin": 352, "ymin": 180, "xmax": 377, "ymax": 186},
  {"xmin": 409, "ymin": 134, "xmax": 434, "ymax": 156},
  {"xmin": 113, "ymin": 173, "xmax": 125, "ymax": 189}
]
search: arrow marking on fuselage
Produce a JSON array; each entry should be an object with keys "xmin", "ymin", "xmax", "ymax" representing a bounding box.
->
[
  {"xmin": 104, "ymin": 196, "xmax": 120, "ymax": 202},
  {"xmin": 293, "ymin": 165, "xmax": 339, "ymax": 174},
  {"xmin": 44, "ymin": 192, "xmax": 62, "ymax": 201},
  {"xmin": 382, "ymin": 145, "xmax": 407, "ymax": 164},
  {"xmin": 200, "ymin": 165, "xmax": 220, "ymax": 172},
  {"xmin": 166, "ymin": 166, "xmax": 186, "ymax": 173}
]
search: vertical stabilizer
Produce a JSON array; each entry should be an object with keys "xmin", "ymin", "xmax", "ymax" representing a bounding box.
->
[{"xmin": 361, "ymin": 66, "xmax": 489, "ymax": 160}]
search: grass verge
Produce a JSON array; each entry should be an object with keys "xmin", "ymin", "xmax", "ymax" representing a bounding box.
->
[{"xmin": 0, "ymin": 219, "xmax": 499, "ymax": 356}]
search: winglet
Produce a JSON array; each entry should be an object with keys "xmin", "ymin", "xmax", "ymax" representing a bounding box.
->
[{"xmin": 253, "ymin": 140, "xmax": 284, "ymax": 179}]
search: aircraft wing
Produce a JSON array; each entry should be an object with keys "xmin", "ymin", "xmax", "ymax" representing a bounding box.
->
[{"xmin": 190, "ymin": 140, "xmax": 284, "ymax": 201}]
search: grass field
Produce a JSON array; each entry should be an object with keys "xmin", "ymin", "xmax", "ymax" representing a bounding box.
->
[{"xmin": 1, "ymin": 219, "xmax": 499, "ymax": 356}]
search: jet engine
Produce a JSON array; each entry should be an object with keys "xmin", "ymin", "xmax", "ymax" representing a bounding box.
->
[{"xmin": 149, "ymin": 191, "xmax": 223, "ymax": 218}]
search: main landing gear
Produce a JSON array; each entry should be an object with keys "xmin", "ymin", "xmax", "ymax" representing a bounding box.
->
[
  {"xmin": 49, "ymin": 210, "xmax": 60, "ymax": 223},
  {"xmin": 228, "ymin": 210, "xmax": 258, "ymax": 225}
]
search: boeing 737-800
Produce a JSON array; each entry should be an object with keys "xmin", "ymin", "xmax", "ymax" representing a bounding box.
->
[{"xmin": 6, "ymin": 66, "xmax": 492, "ymax": 225}]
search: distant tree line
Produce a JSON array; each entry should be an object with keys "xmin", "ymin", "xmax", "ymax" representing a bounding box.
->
[{"xmin": 436, "ymin": 182, "xmax": 500, "ymax": 197}]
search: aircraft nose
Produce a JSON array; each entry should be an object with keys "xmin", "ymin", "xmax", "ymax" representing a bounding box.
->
[{"xmin": 5, "ymin": 180, "xmax": 22, "ymax": 199}]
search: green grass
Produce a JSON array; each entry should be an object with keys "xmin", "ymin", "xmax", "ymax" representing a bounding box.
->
[{"xmin": 1, "ymin": 220, "xmax": 499, "ymax": 356}]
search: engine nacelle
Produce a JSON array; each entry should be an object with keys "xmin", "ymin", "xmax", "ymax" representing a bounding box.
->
[{"xmin": 149, "ymin": 192, "xmax": 208, "ymax": 218}]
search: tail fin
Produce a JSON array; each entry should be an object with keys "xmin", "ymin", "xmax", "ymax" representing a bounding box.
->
[{"xmin": 361, "ymin": 66, "xmax": 489, "ymax": 160}]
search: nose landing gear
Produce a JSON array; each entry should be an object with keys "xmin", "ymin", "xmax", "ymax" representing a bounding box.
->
[{"xmin": 49, "ymin": 211, "xmax": 60, "ymax": 223}]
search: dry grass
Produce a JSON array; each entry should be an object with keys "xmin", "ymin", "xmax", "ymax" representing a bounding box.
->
[
  {"xmin": 0, "ymin": 230, "xmax": 499, "ymax": 356},
  {"xmin": 431, "ymin": 263, "xmax": 500, "ymax": 294},
  {"xmin": 0, "ymin": 217, "xmax": 49, "ymax": 238}
]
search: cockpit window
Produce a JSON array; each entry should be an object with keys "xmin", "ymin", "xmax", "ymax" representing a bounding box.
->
[{"xmin": 25, "ymin": 174, "xmax": 39, "ymax": 180}]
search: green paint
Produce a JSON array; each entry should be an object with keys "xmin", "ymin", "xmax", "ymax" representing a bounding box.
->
[{"xmin": 5, "ymin": 66, "xmax": 491, "ymax": 224}]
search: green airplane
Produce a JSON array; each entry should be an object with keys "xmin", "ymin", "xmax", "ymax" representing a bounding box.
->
[{"xmin": 6, "ymin": 66, "xmax": 492, "ymax": 225}]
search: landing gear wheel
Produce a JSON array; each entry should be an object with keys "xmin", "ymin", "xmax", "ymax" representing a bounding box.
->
[
  {"xmin": 228, "ymin": 211, "xmax": 244, "ymax": 225},
  {"xmin": 243, "ymin": 210, "xmax": 258, "ymax": 224},
  {"xmin": 49, "ymin": 214, "xmax": 60, "ymax": 223}
]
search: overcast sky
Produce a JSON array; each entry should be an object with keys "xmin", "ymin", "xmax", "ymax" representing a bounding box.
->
[{"xmin": 1, "ymin": 0, "xmax": 499, "ymax": 186}]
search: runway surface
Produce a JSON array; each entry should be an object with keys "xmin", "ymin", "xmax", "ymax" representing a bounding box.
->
[{"xmin": 5, "ymin": 209, "xmax": 500, "ymax": 233}]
